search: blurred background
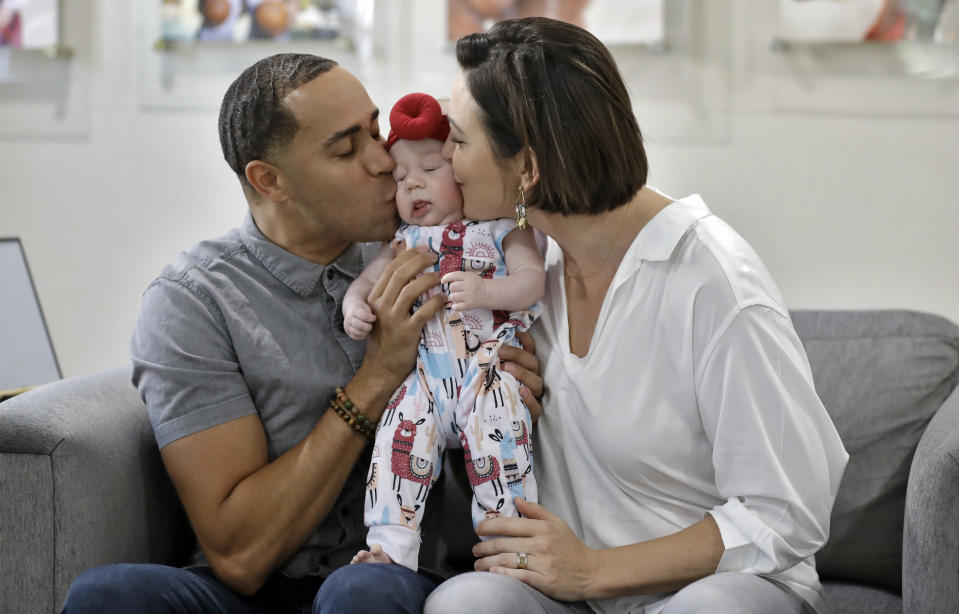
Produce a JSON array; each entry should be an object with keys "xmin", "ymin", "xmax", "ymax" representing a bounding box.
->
[{"xmin": 1, "ymin": 0, "xmax": 958, "ymax": 380}]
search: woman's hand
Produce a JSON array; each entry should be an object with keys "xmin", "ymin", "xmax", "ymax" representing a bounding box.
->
[
  {"xmin": 498, "ymin": 331, "xmax": 544, "ymax": 422},
  {"xmin": 472, "ymin": 497, "xmax": 600, "ymax": 602}
]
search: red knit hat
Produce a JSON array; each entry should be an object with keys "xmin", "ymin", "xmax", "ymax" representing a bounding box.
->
[{"xmin": 385, "ymin": 93, "xmax": 451, "ymax": 151}]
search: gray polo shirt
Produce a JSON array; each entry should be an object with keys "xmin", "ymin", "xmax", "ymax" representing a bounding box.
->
[{"xmin": 131, "ymin": 213, "xmax": 379, "ymax": 578}]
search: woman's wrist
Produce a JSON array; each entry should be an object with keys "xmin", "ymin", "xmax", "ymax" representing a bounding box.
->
[
  {"xmin": 580, "ymin": 517, "xmax": 725, "ymax": 601},
  {"xmin": 586, "ymin": 543, "xmax": 671, "ymax": 601},
  {"xmin": 583, "ymin": 546, "xmax": 608, "ymax": 601}
]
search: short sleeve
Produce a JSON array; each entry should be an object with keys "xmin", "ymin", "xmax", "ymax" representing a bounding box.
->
[
  {"xmin": 489, "ymin": 218, "xmax": 519, "ymax": 245},
  {"xmin": 695, "ymin": 305, "xmax": 848, "ymax": 574},
  {"xmin": 130, "ymin": 278, "xmax": 257, "ymax": 449}
]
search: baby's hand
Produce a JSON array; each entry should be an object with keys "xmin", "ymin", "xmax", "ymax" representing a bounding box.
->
[
  {"xmin": 442, "ymin": 271, "xmax": 488, "ymax": 312},
  {"xmin": 344, "ymin": 301, "xmax": 376, "ymax": 340}
]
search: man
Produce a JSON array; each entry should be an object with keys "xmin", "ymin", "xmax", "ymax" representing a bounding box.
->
[{"xmin": 61, "ymin": 54, "xmax": 542, "ymax": 613}]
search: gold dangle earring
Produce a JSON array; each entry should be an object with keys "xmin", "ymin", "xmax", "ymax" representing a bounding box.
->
[{"xmin": 515, "ymin": 186, "xmax": 529, "ymax": 230}]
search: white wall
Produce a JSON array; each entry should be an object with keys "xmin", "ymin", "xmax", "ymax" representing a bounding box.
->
[{"xmin": 1, "ymin": 0, "xmax": 957, "ymax": 379}]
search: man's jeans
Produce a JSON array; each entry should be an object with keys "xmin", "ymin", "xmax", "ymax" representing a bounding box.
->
[{"xmin": 61, "ymin": 562, "xmax": 440, "ymax": 614}]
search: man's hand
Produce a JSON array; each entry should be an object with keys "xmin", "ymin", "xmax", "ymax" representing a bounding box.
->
[{"xmin": 359, "ymin": 247, "xmax": 445, "ymax": 397}]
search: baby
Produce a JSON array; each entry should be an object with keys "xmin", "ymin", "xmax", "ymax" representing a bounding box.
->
[{"xmin": 343, "ymin": 92, "xmax": 544, "ymax": 571}]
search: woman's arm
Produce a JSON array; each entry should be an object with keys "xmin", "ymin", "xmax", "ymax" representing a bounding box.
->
[
  {"xmin": 472, "ymin": 498, "xmax": 723, "ymax": 602},
  {"xmin": 442, "ymin": 227, "xmax": 545, "ymax": 312},
  {"xmin": 590, "ymin": 513, "xmax": 724, "ymax": 599},
  {"xmin": 694, "ymin": 306, "xmax": 847, "ymax": 576}
]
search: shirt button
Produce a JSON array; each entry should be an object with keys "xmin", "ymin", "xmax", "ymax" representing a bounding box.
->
[{"xmin": 326, "ymin": 269, "xmax": 334, "ymax": 280}]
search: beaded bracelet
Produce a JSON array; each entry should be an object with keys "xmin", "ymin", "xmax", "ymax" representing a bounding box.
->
[
  {"xmin": 330, "ymin": 399, "xmax": 375, "ymax": 440},
  {"xmin": 330, "ymin": 386, "xmax": 376, "ymax": 440},
  {"xmin": 330, "ymin": 398, "xmax": 375, "ymax": 440}
]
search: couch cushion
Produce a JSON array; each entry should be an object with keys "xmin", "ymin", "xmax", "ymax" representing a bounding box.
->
[
  {"xmin": 823, "ymin": 581, "xmax": 901, "ymax": 614},
  {"xmin": 0, "ymin": 453, "xmax": 55, "ymax": 614},
  {"xmin": 791, "ymin": 310, "xmax": 959, "ymax": 591},
  {"xmin": 0, "ymin": 367, "xmax": 194, "ymax": 612}
]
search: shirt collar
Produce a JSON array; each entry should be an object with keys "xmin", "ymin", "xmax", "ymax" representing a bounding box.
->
[
  {"xmin": 240, "ymin": 213, "xmax": 366, "ymax": 297},
  {"xmin": 626, "ymin": 194, "xmax": 712, "ymax": 264}
]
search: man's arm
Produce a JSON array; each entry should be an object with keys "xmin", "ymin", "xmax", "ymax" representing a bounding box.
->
[
  {"xmin": 159, "ymin": 249, "xmax": 444, "ymax": 596},
  {"xmin": 443, "ymin": 228, "xmax": 546, "ymax": 312}
]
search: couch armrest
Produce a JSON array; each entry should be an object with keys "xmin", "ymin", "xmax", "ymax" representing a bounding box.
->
[
  {"xmin": 904, "ymin": 383, "xmax": 959, "ymax": 614},
  {"xmin": 0, "ymin": 367, "xmax": 191, "ymax": 614}
]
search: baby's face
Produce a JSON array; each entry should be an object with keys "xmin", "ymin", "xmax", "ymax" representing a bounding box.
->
[{"xmin": 391, "ymin": 138, "xmax": 463, "ymax": 227}]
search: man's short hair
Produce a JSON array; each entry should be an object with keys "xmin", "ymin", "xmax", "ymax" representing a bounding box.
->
[{"xmin": 218, "ymin": 53, "xmax": 337, "ymax": 188}]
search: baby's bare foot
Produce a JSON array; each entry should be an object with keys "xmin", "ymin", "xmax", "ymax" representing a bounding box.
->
[{"xmin": 350, "ymin": 543, "xmax": 394, "ymax": 565}]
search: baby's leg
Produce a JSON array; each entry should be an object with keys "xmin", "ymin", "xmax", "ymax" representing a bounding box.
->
[
  {"xmin": 360, "ymin": 372, "xmax": 445, "ymax": 572},
  {"xmin": 458, "ymin": 343, "xmax": 537, "ymax": 532}
]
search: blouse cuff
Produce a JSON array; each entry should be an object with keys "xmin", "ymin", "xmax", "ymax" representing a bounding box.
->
[{"xmin": 708, "ymin": 497, "xmax": 776, "ymax": 575}]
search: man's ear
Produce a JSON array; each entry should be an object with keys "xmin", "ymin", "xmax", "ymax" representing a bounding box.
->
[
  {"xmin": 519, "ymin": 148, "xmax": 540, "ymax": 192},
  {"xmin": 245, "ymin": 160, "xmax": 289, "ymax": 204}
]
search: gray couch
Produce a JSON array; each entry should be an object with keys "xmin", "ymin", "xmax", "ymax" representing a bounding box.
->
[{"xmin": 1, "ymin": 310, "xmax": 957, "ymax": 613}]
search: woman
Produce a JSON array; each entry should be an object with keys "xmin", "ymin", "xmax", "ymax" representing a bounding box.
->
[{"xmin": 424, "ymin": 17, "xmax": 848, "ymax": 614}]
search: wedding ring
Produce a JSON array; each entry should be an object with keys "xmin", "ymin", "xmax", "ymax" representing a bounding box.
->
[{"xmin": 516, "ymin": 551, "xmax": 529, "ymax": 570}]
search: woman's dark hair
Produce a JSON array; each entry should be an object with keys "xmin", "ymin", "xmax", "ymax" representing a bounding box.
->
[
  {"xmin": 456, "ymin": 17, "xmax": 648, "ymax": 215},
  {"xmin": 218, "ymin": 53, "xmax": 337, "ymax": 188}
]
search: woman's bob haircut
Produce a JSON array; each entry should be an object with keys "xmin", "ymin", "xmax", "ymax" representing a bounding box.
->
[{"xmin": 455, "ymin": 17, "xmax": 648, "ymax": 216}]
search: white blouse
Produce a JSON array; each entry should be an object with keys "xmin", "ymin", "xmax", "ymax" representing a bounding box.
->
[{"xmin": 532, "ymin": 195, "xmax": 848, "ymax": 614}]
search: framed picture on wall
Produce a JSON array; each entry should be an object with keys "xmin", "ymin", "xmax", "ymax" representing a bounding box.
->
[
  {"xmin": 446, "ymin": 0, "xmax": 664, "ymax": 46},
  {"xmin": 0, "ymin": 0, "xmax": 89, "ymax": 138},
  {"xmin": 0, "ymin": 0, "xmax": 58, "ymax": 49},
  {"xmin": 778, "ymin": 0, "xmax": 959, "ymax": 43},
  {"xmin": 769, "ymin": 0, "xmax": 959, "ymax": 113},
  {"xmin": 160, "ymin": 0, "xmax": 351, "ymax": 44}
]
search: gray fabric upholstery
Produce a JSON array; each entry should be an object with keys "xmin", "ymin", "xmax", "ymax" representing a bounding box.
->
[
  {"xmin": 2, "ymin": 311, "xmax": 958, "ymax": 614},
  {"xmin": 792, "ymin": 310, "xmax": 959, "ymax": 592},
  {"xmin": 1, "ymin": 453, "xmax": 56, "ymax": 614},
  {"xmin": 903, "ymin": 384, "xmax": 959, "ymax": 614},
  {"xmin": 0, "ymin": 367, "xmax": 192, "ymax": 614},
  {"xmin": 824, "ymin": 582, "xmax": 902, "ymax": 614}
]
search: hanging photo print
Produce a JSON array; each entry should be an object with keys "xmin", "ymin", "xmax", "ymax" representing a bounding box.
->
[
  {"xmin": 160, "ymin": 0, "xmax": 350, "ymax": 44},
  {"xmin": 1, "ymin": 0, "xmax": 58, "ymax": 49},
  {"xmin": 447, "ymin": 0, "xmax": 664, "ymax": 46},
  {"xmin": 779, "ymin": 0, "xmax": 959, "ymax": 43}
]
